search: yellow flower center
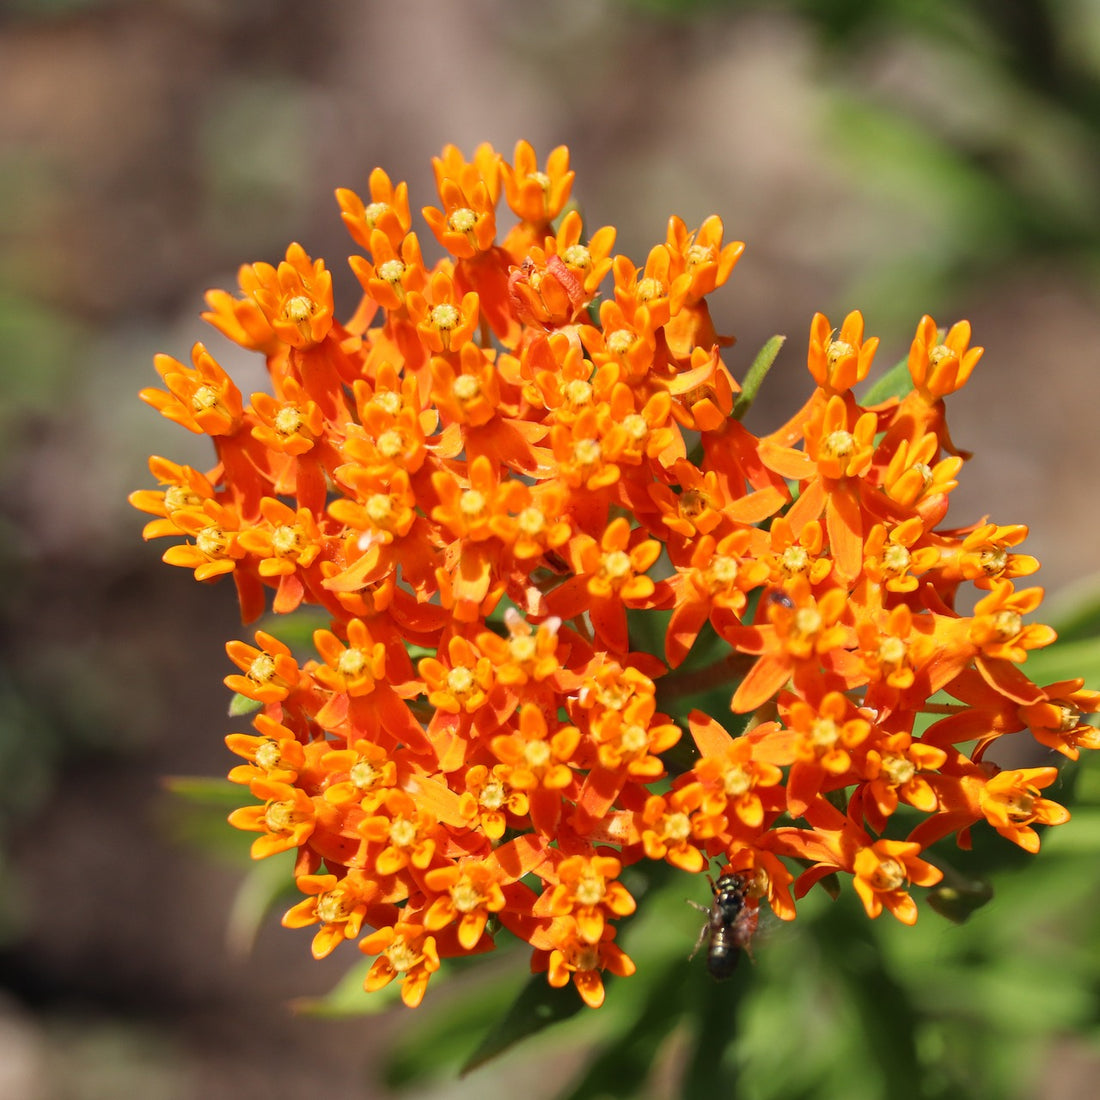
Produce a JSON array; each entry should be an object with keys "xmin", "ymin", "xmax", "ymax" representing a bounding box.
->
[
  {"xmin": 317, "ymin": 888, "xmax": 353, "ymax": 924},
  {"xmin": 792, "ymin": 606, "xmax": 822, "ymax": 638},
  {"xmin": 606, "ymin": 330, "xmax": 633, "ymax": 356},
  {"xmin": 530, "ymin": 169, "xmax": 551, "ymax": 194},
  {"xmin": 823, "ymin": 429, "xmax": 855, "ymax": 461},
  {"xmin": 453, "ymin": 374, "xmax": 481, "ymax": 402},
  {"xmin": 1054, "ymin": 704, "xmax": 1079, "ymax": 733},
  {"xmin": 524, "ymin": 741, "xmax": 551, "ymax": 769},
  {"xmin": 780, "ymin": 545, "xmax": 809, "ymax": 576},
  {"xmin": 247, "ymin": 653, "xmax": 277, "ymax": 685},
  {"xmin": 826, "ymin": 339, "xmax": 853, "ymax": 367},
  {"xmin": 601, "ymin": 549, "xmax": 632, "ymax": 583},
  {"xmin": 338, "ymin": 647, "xmax": 369, "ymax": 678},
  {"xmin": 881, "ymin": 754, "xmax": 915, "ymax": 786},
  {"xmin": 255, "ymin": 740, "xmax": 283, "ymax": 771},
  {"xmin": 386, "ymin": 938, "xmax": 419, "ymax": 973},
  {"xmin": 561, "ymin": 244, "xmax": 591, "ymax": 270},
  {"xmin": 479, "ymin": 779, "xmax": 506, "ymax": 812},
  {"xmin": 636, "ymin": 277, "xmax": 665, "ymax": 302},
  {"xmin": 990, "ymin": 610, "xmax": 1023, "ymax": 642},
  {"xmin": 164, "ymin": 485, "xmax": 202, "ymax": 512},
  {"xmin": 871, "ymin": 857, "xmax": 907, "ymax": 892},
  {"xmin": 283, "ymin": 295, "xmax": 314, "ymax": 324},
  {"xmin": 564, "ymin": 378, "xmax": 593, "ymax": 408},
  {"xmin": 685, "ymin": 243, "xmax": 714, "ymax": 267},
  {"xmin": 377, "ymin": 258, "xmax": 405, "ymax": 285},
  {"xmin": 431, "ymin": 303, "xmax": 460, "ymax": 331},
  {"xmin": 723, "ymin": 764, "xmax": 752, "ymax": 797},
  {"xmin": 573, "ymin": 438, "xmax": 602, "ymax": 467},
  {"xmin": 574, "ymin": 944, "xmax": 600, "ymax": 971},
  {"xmin": 350, "ymin": 760, "xmax": 380, "ymax": 789},
  {"xmin": 809, "ymin": 717, "xmax": 839, "ymax": 752},
  {"xmin": 460, "ymin": 489, "xmax": 487, "ymax": 519},
  {"xmin": 679, "ymin": 488, "xmax": 707, "ymax": 520},
  {"xmin": 878, "ymin": 636, "xmax": 907, "ymax": 670},
  {"xmin": 1003, "ymin": 788, "xmax": 1037, "ymax": 820},
  {"xmin": 366, "ymin": 494, "xmax": 394, "ymax": 525},
  {"xmin": 377, "ymin": 429, "xmax": 403, "ymax": 458},
  {"xmin": 196, "ymin": 524, "xmax": 231, "ymax": 558},
  {"xmin": 621, "ymin": 413, "xmax": 648, "ymax": 442},
  {"xmin": 274, "ymin": 405, "xmax": 304, "ymax": 437},
  {"xmin": 574, "ymin": 873, "xmax": 606, "ymax": 907},
  {"xmin": 448, "ymin": 207, "xmax": 477, "ymax": 234},
  {"xmin": 709, "ymin": 555, "xmax": 739, "ymax": 588},
  {"xmin": 882, "ymin": 544, "xmax": 912, "ymax": 574},
  {"xmin": 517, "ymin": 506, "xmax": 546, "ymax": 537},
  {"xmin": 664, "ymin": 811, "xmax": 691, "ymax": 842},
  {"xmin": 621, "ymin": 724, "xmax": 648, "ymax": 755},
  {"xmin": 911, "ymin": 462, "xmax": 934, "ymax": 490},
  {"xmin": 389, "ymin": 817, "xmax": 417, "ymax": 848},
  {"xmin": 373, "ymin": 392, "xmax": 402, "ymax": 417},
  {"xmin": 508, "ymin": 635, "xmax": 537, "ymax": 664},
  {"xmin": 928, "ymin": 344, "xmax": 954, "ymax": 367},
  {"xmin": 446, "ymin": 666, "xmax": 475, "ymax": 696},
  {"xmin": 979, "ymin": 546, "xmax": 1008, "ymax": 575},
  {"xmin": 271, "ymin": 524, "xmax": 303, "ymax": 557},
  {"xmin": 450, "ymin": 877, "xmax": 484, "ymax": 913},
  {"xmin": 363, "ymin": 201, "xmax": 390, "ymax": 229},
  {"xmin": 264, "ymin": 798, "xmax": 303, "ymax": 834}
]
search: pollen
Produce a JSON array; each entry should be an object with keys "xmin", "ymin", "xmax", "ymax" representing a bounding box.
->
[
  {"xmin": 377, "ymin": 429, "xmax": 403, "ymax": 458},
  {"xmin": 459, "ymin": 490, "xmax": 487, "ymax": 519},
  {"xmin": 191, "ymin": 385, "xmax": 220, "ymax": 413},
  {"xmin": 516, "ymin": 506, "xmax": 546, "ymax": 536},
  {"xmin": 882, "ymin": 545, "xmax": 912, "ymax": 574},
  {"xmin": 453, "ymin": 374, "xmax": 481, "ymax": 402},
  {"xmin": 575, "ymin": 873, "xmax": 606, "ymax": 907},
  {"xmin": 524, "ymin": 741, "xmax": 551, "ymax": 769},
  {"xmin": 792, "ymin": 606, "xmax": 823, "ymax": 637},
  {"xmin": 823, "ymin": 429, "xmax": 855, "ymax": 461},
  {"xmin": 265, "ymin": 799, "xmax": 302, "ymax": 834},
  {"xmin": 979, "ymin": 546, "xmax": 1009, "ymax": 575},
  {"xmin": 255, "ymin": 740, "xmax": 283, "ymax": 771},
  {"xmin": 878, "ymin": 636, "xmax": 907, "ymax": 668},
  {"xmin": 686, "ymin": 243, "xmax": 714, "ymax": 267},
  {"xmin": 274, "ymin": 406, "xmax": 304, "ymax": 437},
  {"xmin": 386, "ymin": 938, "xmax": 419, "ymax": 973},
  {"xmin": 377, "ymin": 259, "xmax": 406, "ymax": 285},
  {"xmin": 248, "ymin": 653, "xmax": 277, "ymax": 684},
  {"xmin": 164, "ymin": 486, "xmax": 203, "ymax": 512},
  {"xmin": 622, "ymin": 413, "xmax": 648, "ymax": 441},
  {"xmin": 573, "ymin": 439, "xmax": 602, "ymax": 467},
  {"xmin": 826, "ymin": 339, "xmax": 853, "ymax": 367},
  {"xmin": 928, "ymin": 343, "xmax": 954, "ymax": 367},
  {"xmin": 606, "ymin": 330, "xmax": 633, "ymax": 356},
  {"xmin": 621, "ymin": 724, "xmax": 648, "ymax": 754},
  {"xmin": 371, "ymin": 391, "xmax": 402, "ymax": 417},
  {"xmin": 881, "ymin": 754, "xmax": 915, "ymax": 786},
  {"xmin": 448, "ymin": 207, "xmax": 478, "ymax": 234},
  {"xmin": 990, "ymin": 610, "xmax": 1023, "ymax": 642},
  {"xmin": 479, "ymin": 779, "xmax": 506, "ymax": 811},
  {"xmin": 389, "ymin": 817, "xmax": 418, "ymax": 847},
  {"xmin": 350, "ymin": 760, "xmax": 380, "ymax": 789},
  {"xmin": 709, "ymin": 555, "xmax": 739, "ymax": 587},
  {"xmin": 317, "ymin": 888, "xmax": 354, "ymax": 923},
  {"xmin": 723, "ymin": 764, "xmax": 752, "ymax": 797},
  {"xmin": 664, "ymin": 811, "xmax": 692, "ymax": 841},
  {"xmin": 363, "ymin": 201, "xmax": 390, "ymax": 229},
  {"xmin": 780, "ymin": 546, "xmax": 809, "ymax": 577},
  {"xmin": 338, "ymin": 647, "xmax": 369, "ymax": 678},
  {"xmin": 450, "ymin": 877, "xmax": 483, "ymax": 913},
  {"xmin": 271, "ymin": 525, "xmax": 302, "ymax": 556},
  {"xmin": 636, "ymin": 277, "xmax": 666, "ymax": 303},
  {"xmin": 810, "ymin": 717, "xmax": 839, "ymax": 751},
  {"xmin": 366, "ymin": 494, "xmax": 394, "ymax": 525},
  {"xmin": 562, "ymin": 243, "xmax": 591, "ymax": 270},
  {"xmin": 431, "ymin": 304, "xmax": 460, "ymax": 331},
  {"xmin": 564, "ymin": 379, "xmax": 593, "ymax": 408},
  {"xmin": 196, "ymin": 524, "xmax": 231, "ymax": 557},
  {"xmin": 871, "ymin": 858, "xmax": 907, "ymax": 892},
  {"xmin": 508, "ymin": 635, "xmax": 537, "ymax": 663},
  {"xmin": 601, "ymin": 550, "xmax": 632, "ymax": 582},
  {"xmin": 446, "ymin": 666, "xmax": 476, "ymax": 696}
]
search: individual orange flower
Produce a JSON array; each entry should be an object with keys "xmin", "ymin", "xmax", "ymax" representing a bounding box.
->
[
  {"xmin": 536, "ymin": 918, "xmax": 635, "ymax": 1009},
  {"xmin": 1022, "ymin": 681, "xmax": 1100, "ymax": 760},
  {"xmin": 225, "ymin": 713, "xmax": 307, "ymax": 786},
  {"xmin": 336, "ymin": 168, "xmax": 413, "ymax": 253},
  {"xmin": 852, "ymin": 839, "xmax": 943, "ymax": 924},
  {"xmin": 543, "ymin": 854, "xmax": 636, "ymax": 945},
  {"xmin": 458, "ymin": 763, "xmax": 530, "ymax": 840},
  {"xmin": 976, "ymin": 767, "xmax": 1070, "ymax": 853},
  {"xmin": 128, "ymin": 457, "xmax": 217, "ymax": 539},
  {"xmin": 140, "ymin": 343, "xmax": 243, "ymax": 436},
  {"xmin": 228, "ymin": 778, "xmax": 317, "ymax": 859},
  {"xmin": 282, "ymin": 870, "xmax": 381, "ymax": 958},
  {"xmin": 361, "ymin": 922, "xmax": 441, "ymax": 1008},
  {"xmin": 423, "ymin": 859, "xmax": 508, "ymax": 950},
  {"xmin": 501, "ymin": 140, "xmax": 574, "ymax": 226},
  {"xmin": 359, "ymin": 789, "xmax": 441, "ymax": 875},
  {"xmin": 158, "ymin": 499, "xmax": 248, "ymax": 581},
  {"xmin": 224, "ymin": 630, "xmax": 302, "ymax": 704},
  {"xmin": 239, "ymin": 242, "xmax": 335, "ymax": 349},
  {"xmin": 637, "ymin": 788, "xmax": 707, "ymax": 872}
]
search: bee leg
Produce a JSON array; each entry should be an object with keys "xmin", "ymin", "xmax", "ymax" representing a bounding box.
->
[{"xmin": 688, "ymin": 917, "xmax": 710, "ymax": 961}]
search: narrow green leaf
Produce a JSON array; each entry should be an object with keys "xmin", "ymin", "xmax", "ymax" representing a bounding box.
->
[
  {"xmin": 460, "ymin": 972, "xmax": 587, "ymax": 1075},
  {"xmin": 225, "ymin": 849, "xmax": 297, "ymax": 956},
  {"xmin": 292, "ymin": 957, "xmax": 402, "ymax": 1018},
  {"xmin": 860, "ymin": 353, "xmax": 914, "ymax": 405},
  {"xmin": 732, "ymin": 335, "xmax": 785, "ymax": 420},
  {"xmin": 162, "ymin": 775, "xmax": 241, "ymax": 808},
  {"xmin": 228, "ymin": 692, "xmax": 262, "ymax": 717}
]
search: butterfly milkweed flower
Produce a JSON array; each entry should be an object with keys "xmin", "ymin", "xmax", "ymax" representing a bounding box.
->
[{"xmin": 132, "ymin": 139, "xmax": 1099, "ymax": 1009}]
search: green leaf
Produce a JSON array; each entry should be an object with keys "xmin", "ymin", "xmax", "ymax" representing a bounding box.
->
[
  {"xmin": 1040, "ymin": 575, "xmax": 1100, "ymax": 645},
  {"xmin": 1016, "ymin": 635, "xmax": 1100, "ymax": 690},
  {"xmin": 228, "ymin": 692, "xmax": 262, "ymax": 717},
  {"xmin": 859, "ymin": 352, "xmax": 914, "ymax": 406},
  {"xmin": 732, "ymin": 335, "xmax": 785, "ymax": 420},
  {"xmin": 162, "ymin": 775, "xmax": 241, "ymax": 808},
  {"xmin": 292, "ymin": 956, "xmax": 402, "ymax": 1018},
  {"xmin": 225, "ymin": 849, "xmax": 297, "ymax": 956},
  {"xmin": 460, "ymin": 972, "xmax": 588, "ymax": 1075}
]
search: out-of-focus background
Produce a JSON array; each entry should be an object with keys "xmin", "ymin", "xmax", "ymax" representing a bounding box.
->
[{"xmin": 3, "ymin": 1, "xmax": 1100, "ymax": 1097}]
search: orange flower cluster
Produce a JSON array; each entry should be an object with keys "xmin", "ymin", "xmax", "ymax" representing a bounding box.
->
[{"xmin": 133, "ymin": 141, "xmax": 1099, "ymax": 1008}]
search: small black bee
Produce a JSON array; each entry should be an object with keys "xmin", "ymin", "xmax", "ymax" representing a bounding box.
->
[{"xmin": 688, "ymin": 872, "xmax": 758, "ymax": 980}]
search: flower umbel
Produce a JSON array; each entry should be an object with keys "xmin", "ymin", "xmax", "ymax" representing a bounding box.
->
[{"xmin": 133, "ymin": 141, "xmax": 1094, "ymax": 1010}]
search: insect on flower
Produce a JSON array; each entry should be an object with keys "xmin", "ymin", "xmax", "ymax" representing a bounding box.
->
[{"xmin": 688, "ymin": 872, "xmax": 759, "ymax": 980}]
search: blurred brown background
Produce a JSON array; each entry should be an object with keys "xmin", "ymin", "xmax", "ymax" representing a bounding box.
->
[{"xmin": 2, "ymin": 1, "xmax": 1100, "ymax": 1096}]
